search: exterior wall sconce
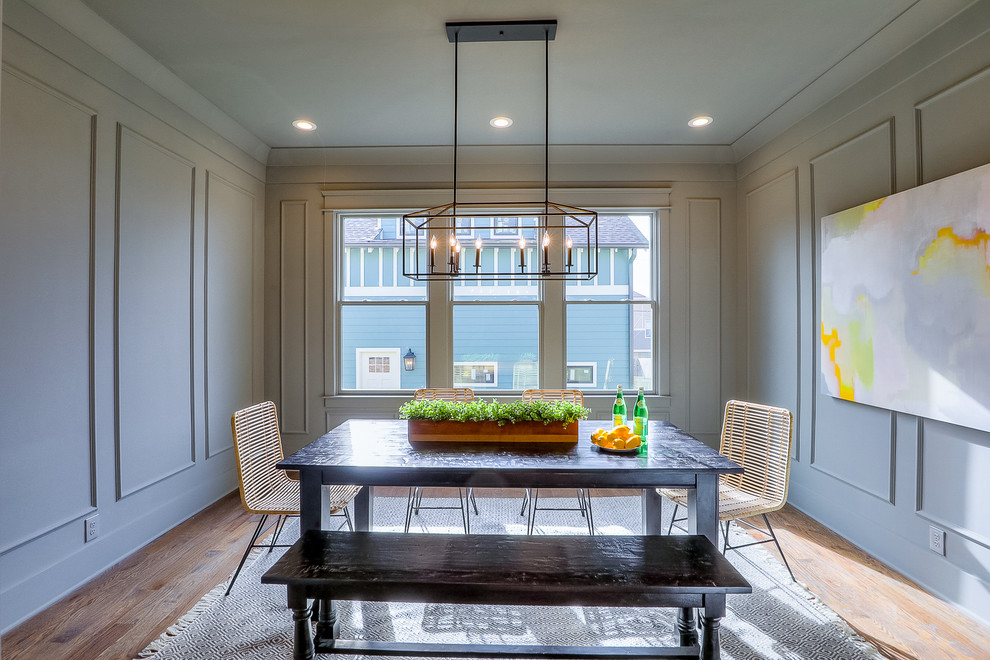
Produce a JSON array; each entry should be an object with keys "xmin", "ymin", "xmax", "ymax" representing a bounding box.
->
[{"xmin": 404, "ymin": 349, "xmax": 416, "ymax": 371}]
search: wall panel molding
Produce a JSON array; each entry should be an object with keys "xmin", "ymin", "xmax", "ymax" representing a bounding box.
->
[
  {"xmin": 204, "ymin": 170, "xmax": 256, "ymax": 458},
  {"xmin": 915, "ymin": 65, "xmax": 990, "ymax": 185},
  {"xmin": 280, "ymin": 200, "xmax": 309, "ymax": 434},
  {"xmin": 743, "ymin": 169, "xmax": 800, "ymax": 441},
  {"xmin": 0, "ymin": 66, "xmax": 98, "ymax": 550},
  {"xmin": 686, "ymin": 198, "xmax": 722, "ymax": 436},
  {"xmin": 916, "ymin": 420, "xmax": 990, "ymax": 550},
  {"xmin": 807, "ymin": 121, "xmax": 896, "ymax": 498},
  {"xmin": 114, "ymin": 123, "xmax": 196, "ymax": 500}
]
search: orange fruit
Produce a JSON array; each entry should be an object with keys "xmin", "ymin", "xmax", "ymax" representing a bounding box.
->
[
  {"xmin": 624, "ymin": 435, "xmax": 641, "ymax": 449},
  {"xmin": 612, "ymin": 425, "xmax": 631, "ymax": 439}
]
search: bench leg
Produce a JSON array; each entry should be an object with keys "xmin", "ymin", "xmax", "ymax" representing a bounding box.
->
[
  {"xmin": 676, "ymin": 607, "xmax": 698, "ymax": 646},
  {"xmin": 315, "ymin": 598, "xmax": 340, "ymax": 645},
  {"xmin": 287, "ymin": 587, "xmax": 315, "ymax": 660},
  {"xmin": 699, "ymin": 594, "xmax": 726, "ymax": 660},
  {"xmin": 700, "ymin": 616, "xmax": 722, "ymax": 660}
]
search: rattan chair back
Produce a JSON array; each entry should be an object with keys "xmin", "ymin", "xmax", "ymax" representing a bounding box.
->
[
  {"xmin": 413, "ymin": 388, "xmax": 475, "ymax": 402},
  {"xmin": 718, "ymin": 399, "xmax": 793, "ymax": 515},
  {"xmin": 521, "ymin": 389, "xmax": 585, "ymax": 405},
  {"xmin": 231, "ymin": 401, "xmax": 300, "ymax": 515}
]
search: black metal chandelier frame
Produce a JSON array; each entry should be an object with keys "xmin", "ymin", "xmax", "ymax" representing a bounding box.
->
[{"xmin": 402, "ymin": 19, "xmax": 599, "ymax": 282}]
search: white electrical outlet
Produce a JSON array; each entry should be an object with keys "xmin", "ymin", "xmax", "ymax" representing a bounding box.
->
[
  {"xmin": 85, "ymin": 514, "xmax": 100, "ymax": 542},
  {"xmin": 928, "ymin": 524, "xmax": 945, "ymax": 556}
]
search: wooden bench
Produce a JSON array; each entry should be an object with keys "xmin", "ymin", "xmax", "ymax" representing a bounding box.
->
[{"xmin": 262, "ymin": 530, "xmax": 752, "ymax": 660}]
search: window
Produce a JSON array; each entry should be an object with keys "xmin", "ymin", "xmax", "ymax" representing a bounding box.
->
[
  {"xmin": 492, "ymin": 217, "xmax": 520, "ymax": 237},
  {"xmin": 565, "ymin": 214, "xmax": 656, "ymax": 392},
  {"xmin": 338, "ymin": 213, "xmax": 426, "ymax": 391},
  {"xmin": 452, "ymin": 304, "xmax": 539, "ymax": 389},
  {"xmin": 334, "ymin": 207, "xmax": 660, "ymax": 394}
]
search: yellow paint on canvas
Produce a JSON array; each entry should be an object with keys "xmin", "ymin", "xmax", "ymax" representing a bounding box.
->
[
  {"xmin": 821, "ymin": 323, "xmax": 855, "ymax": 400},
  {"xmin": 912, "ymin": 226, "xmax": 990, "ymax": 295},
  {"xmin": 829, "ymin": 198, "xmax": 886, "ymax": 236}
]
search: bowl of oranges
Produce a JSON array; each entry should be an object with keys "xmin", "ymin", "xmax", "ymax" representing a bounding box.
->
[{"xmin": 590, "ymin": 425, "xmax": 642, "ymax": 454}]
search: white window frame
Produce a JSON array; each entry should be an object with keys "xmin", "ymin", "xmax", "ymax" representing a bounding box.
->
[{"xmin": 324, "ymin": 189, "xmax": 670, "ymax": 397}]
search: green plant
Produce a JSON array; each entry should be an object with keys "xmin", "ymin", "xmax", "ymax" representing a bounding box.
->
[{"xmin": 398, "ymin": 398, "xmax": 589, "ymax": 427}]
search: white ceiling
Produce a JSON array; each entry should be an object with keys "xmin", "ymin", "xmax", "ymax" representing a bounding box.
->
[{"xmin": 33, "ymin": 0, "xmax": 977, "ymax": 159}]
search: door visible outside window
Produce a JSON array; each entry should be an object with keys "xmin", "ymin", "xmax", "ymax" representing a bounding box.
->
[{"xmin": 355, "ymin": 348, "xmax": 401, "ymax": 389}]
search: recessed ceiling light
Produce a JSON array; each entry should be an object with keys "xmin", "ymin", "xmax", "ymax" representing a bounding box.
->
[
  {"xmin": 490, "ymin": 116, "xmax": 513, "ymax": 128},
  {"xmin": 292, "ymin": 119, "xmax": 317, "ymax": 131},
  {"xmin": 688, "ymin": 115, "xmax": 713, "ymax": 128}
]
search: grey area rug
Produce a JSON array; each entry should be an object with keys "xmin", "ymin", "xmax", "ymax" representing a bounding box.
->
[{"xmin": 138, "ymin": 494, "xmax": 883, "ymax": 660}]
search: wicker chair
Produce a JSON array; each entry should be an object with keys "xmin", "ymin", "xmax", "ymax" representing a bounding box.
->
[
  {"xmin": 660, "ymin": 399, "xmax": 795, "ymax": 580},
  {"xmin": 520, "ymin": 389, "xmax": 594, "ymax": 535},
  {"xmin": 227, "ymin": 401, "xmax": 361, "ymax": 594},
  {"xmin": 406, "ymin": 388, "xmax": 477, "ymax": 532}
]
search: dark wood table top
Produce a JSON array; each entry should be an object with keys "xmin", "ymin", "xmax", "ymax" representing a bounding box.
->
[{"xmin": 279, "ymin": 419, "xmax": 741, "ymax": 489}]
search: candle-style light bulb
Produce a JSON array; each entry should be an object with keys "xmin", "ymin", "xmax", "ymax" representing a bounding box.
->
[
  {"xmin": 449, "ymin": 232, "xmax": 456, "ymax": 248},
  {"xmin": 542, "ymin": 230, "xmax": 550, "ymax": 270},
  {"xmin": 429, "ymin": 234, "xmax": 437, "ymax": 268},
  {"xmin": 566, "ymin": 236, "xmax": 573, "ymax": 268},
  {"xmin": 474, "ymin": 237, "xmax": 482, "ymax": 269},
  {"xmin": 519, "ymin": 237, "xmax": 526, "ymax": 269},
  {"xmin": 454, "ymin": 242, "xmax": 461, "ymax": 272}
]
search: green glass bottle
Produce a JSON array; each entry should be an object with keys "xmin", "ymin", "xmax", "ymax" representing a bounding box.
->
[
  {"xmin": 612, "ymin": 386, "xmax": 626, "ymax": 427},
  {"xmin": 633, "ymin": 387, "xmax": 649, "ymax": 453}
]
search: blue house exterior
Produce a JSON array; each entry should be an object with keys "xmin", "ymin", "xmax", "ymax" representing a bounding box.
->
[{"xmin": 339, "ymin": 215, "xmax": 651, "ymax": 392}]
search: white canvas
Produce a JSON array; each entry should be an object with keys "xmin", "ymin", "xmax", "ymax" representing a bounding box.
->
[{"xmin": 820, "ymin": 162, "xmax": 990, "ymax": 432}]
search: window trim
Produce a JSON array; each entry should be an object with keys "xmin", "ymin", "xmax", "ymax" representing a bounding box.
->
[{"xmin": 324, "ymin": 190, "xmax": 670, "ymax": 396}]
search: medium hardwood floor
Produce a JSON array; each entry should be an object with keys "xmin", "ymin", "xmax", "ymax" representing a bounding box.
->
[{"xmin": 3, "ymin": 489, "xmax": 989, "ymax": 659}]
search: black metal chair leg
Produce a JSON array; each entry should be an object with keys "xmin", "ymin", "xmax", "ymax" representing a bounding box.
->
[
  {"xmin": 225, "ymin": 514, "xmax": 268, "ymax": 596},
  {"xmin": 763, "ymin": 514, "xmax": 795, "ymax": 581},
  {"xmin": 527, "ymin": 489, "xmax": 540, "ymax": 535},
  {"xmin": 403, "ymin": 489, "xmax": 415, "ymax": 533},
  {"xmin": 342, "ymin": 506, "xmax": 353, "ymax": 531},
  {"xmin": 269, "ymin": 514, "xmax": 289, "ymax": 551},
  {"xmin": 457, "ymin": 488, "xmax": 469, "ymax": 534},
  {"xmin": 584, "ymin": 489, "xmax": 595, "ymax": 536},
  {"xmin": 520, "ymin": 488, "xmax": 531, "ymax": 516},
  {"xmin": 667, "ymin": 503, "xmax": 681, "ymax": 535}
]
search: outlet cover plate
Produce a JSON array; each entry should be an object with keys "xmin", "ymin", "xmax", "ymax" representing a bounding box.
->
[
  {"xmin": 85, "ymin": 514, "xmax": 100, "ymax": 542},
  {"xmin": 929, "ymin": 524, "xmax": 945, "ymax": 555}
]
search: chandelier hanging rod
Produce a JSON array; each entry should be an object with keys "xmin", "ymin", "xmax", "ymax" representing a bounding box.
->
[{"xmin": 401, "ymin": 18, "xmax": 598, "ymax": 282}]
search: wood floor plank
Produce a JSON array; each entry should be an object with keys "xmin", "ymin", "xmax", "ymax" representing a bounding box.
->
[{"xmin": 3, "ymin": 490, "xmax": 988, "ymax": 659}]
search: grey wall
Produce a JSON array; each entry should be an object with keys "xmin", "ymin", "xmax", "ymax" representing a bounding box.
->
[
  {"xmin": 0, "ymin": 1, "xmax": 265, "ymax": 631},
  {"xmin": 264, "ymin": 157, "xmax": 740, "ymax": 455},
  {"xmin": 737, "ymin": 0, "xmax": 990, "ymax": 627}
]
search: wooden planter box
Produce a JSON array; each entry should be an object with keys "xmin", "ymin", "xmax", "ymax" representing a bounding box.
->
[{"xmin": 407, "ymin": 419, "xmax": 579, "ymax": 444}]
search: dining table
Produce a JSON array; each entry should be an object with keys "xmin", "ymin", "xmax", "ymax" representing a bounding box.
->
[{"xmin": 278, "ymin": 418, "xmax": 742, "ymax": 545}]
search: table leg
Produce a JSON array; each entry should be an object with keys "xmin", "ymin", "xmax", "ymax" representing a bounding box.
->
[
  {"xmin": 687, "ymin": 473, "xmax": 719, "ymax": 546},
  {"xmin": 642, "ymin": 487, "xmax": 663, "ymax": 535},
  {"xmin": 299, "ymin": 469, "xmax": 330, "ymax": 533},
  {"xmin": 354, "ymin": 486, "xmax": 372, "ymax": 531}
]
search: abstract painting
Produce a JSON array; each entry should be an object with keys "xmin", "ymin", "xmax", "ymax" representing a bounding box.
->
[{"xmin": 820, "ymin": 162, "xmax": 990, "ymax": 433}]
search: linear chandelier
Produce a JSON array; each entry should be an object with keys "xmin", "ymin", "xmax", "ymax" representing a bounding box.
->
[{"xmin": 402, "ymin": 19, "xmax": 598, "ymax": 281}]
